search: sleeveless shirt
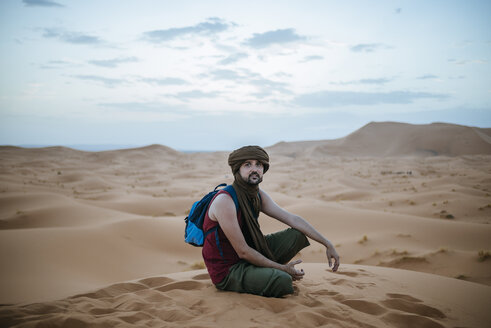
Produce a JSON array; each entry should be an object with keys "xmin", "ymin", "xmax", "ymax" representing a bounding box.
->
[{"xmin": 202, "ymin": 190, "xmax": 243, "ymax": 284}]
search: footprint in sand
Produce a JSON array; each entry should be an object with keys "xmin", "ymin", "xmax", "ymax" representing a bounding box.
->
[
  {"xmin": 308, "ymin": 289, "xmax": 340, "ymax": 297},
  {"xmin": 341, "ymin": 299, "xmax": 387, "ymax": 315},
  {"xmin": 327, "ymin": 278, "xmax": 376, "ymax": 290},
  {"xmin": 382, "ymin": 293, "xmax": 446, "ymax": 319},
  {"xmin": 332, "ymin": 291, "xmax": 446, "ymax": 328},
  {"xmin": 155, "ymin": 280, "xmax": 207, "ymax": 292},
  {"xmin": 385, "ymin": 292, "xmax": 423, "ymax": 303},
  {"xmin": 382, "ymin": 312, "xmax": 445, "ymax": 328},
  {"xmin": 380, "ymin": 293, "xmax": 446, "ymax": 328},
  {"xmin": 89, "ymin": 307, "xmax": 117, "ymax": 315},
  {"xmin": 192, "ymin": 273, "xmax": 211, "ymax": 280},
  {"xmin": 329, "ymin": 269, "xmax": 373, "ymax": 278},
  {"xmin": 138, "ymin": 276, "xmax": 175, "ymax": 288},
  {"xmin": 332, "ymin": 271, "xmax": 360, "ymax": 277},
  {"xmin": 70, "ymin": 282, "xmax": 147, "ymax": 299}
]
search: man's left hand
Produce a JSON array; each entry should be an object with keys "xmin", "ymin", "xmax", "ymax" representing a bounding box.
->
[{"xmin": 326, "ymin": 243, "xmax": 340, "ymax": 272}]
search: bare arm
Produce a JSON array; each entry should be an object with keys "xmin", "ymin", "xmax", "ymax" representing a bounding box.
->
[
  {"xmin": 208, "ymin": 193, "xmax": 304, "ymax": 280},
  {"xmin": 260, "ymin": 189, "xmax": 340, "ymax": 272}
]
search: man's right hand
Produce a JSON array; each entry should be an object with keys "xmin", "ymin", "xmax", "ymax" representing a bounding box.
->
[{"xmin": 283, "ymin": 259, "xmax": 305, "ymax": 281}]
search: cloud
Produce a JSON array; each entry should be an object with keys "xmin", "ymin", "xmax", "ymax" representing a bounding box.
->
[
  {"xmin": 293, "ymin": 90, "xmax": 448, "ymax": 107},
  {"xmin": 142, "ymin": 17, "xmax": 234, "ymax": 43},
  {"xmin": 358, "ymin": 78, "xmax": 392, "ymax": 84},
  {"xmin": 39, "ymin": 59, "xmax": 80, "ymax": 69},
  {"xmin": 43, "ymin": 28, "xmax": 102, "ymax": 45},
  {"xmin": 208, "ymin": 69, "xmax": 244, "ymax": 81},
  {"xmin": 417, "ymin": 74, "xmax": 439, "ymax": 80},
  {"xmin": 98, "ymin": 102, "xmax": 189, "ymax": 121},
  {"xmin": 88, "ymin": 57, "xmax": 138, "ymax": 68},
  {"xmin": 175, "ymin": 90, "xmax": 220, "ymax": 101},
  {"xmin": 73, "ymin": 75, "xmax": 125, "ymax": 87},
  {"xmin": 448, "ymin": 75, "xmax": 466, "ymax": 80},
  {"xmin": 218, "ymin": 52, "xmax": 248, "ymax": 65},
  {"xmin": 454, "ymin": 40, "xmax": 473, "ymax": 48},
  {"xmin": 274, "ymin": 72, "xmax": 293, "ymax": 79},
  {"xmin": 300, "ymin": 55, "xmax": 324, "ymax": 63},
  {"xmin": 23, "ymin": 0, "xmax": 63, "ymax": 7},
  {"xmin": 99, "ymin": 101, "xmax": 185, "ymax": 112},
  {"xmin": 448, "ymin": 58, "xmax": 488, "ymax": 65},
  {"xmin": 139, "ymin": 77, "xmax": 189, "ymax": 85},
  {"xmin": 332, "ymin": 77, "xmax": 393, "ymax": 85},
  {"xmin": 250, "ymin": 90, "xmax": 274, "ymax": 99},
  {"xmin": 250, "ymin": 72, "xmax": 292, "ymax": 97},
  {"xmin": 249, "ymin": 77, "xmax": 291, "ymax": 94},
  {"xmin": 350, "ymin": 43, "xmax": 392, "ymax": 53},
  {"xmin": 244, "ymin": 28, "xmax": 307, "ymax": 48},
  {"xmin": 203, "ymin": 68, "xmax": 291, "ymax": 98}
]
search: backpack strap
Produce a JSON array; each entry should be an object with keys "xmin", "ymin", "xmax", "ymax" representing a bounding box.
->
[
  {"xmin": 203, "ymin": 185, "xmax": 239, "ymax": 234},
  {"xmin": 223, "ymin": 185, "xmax": 239, "ymax": 213},
  {"xmin": 214, "ymin": 183, "xmax": 227, "ymax": 191},
  {"xmin": 204, "ymin": 185, "xmax": 239, "ymax": 259}
]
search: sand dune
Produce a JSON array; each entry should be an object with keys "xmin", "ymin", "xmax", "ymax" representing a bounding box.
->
[
  {"xmin": 1, "ymin": 122, "xmax": 490, "ymax": 327},
  {"xmin": 269, "ymin": 122, "xmax": 491, "ymax": 157}
]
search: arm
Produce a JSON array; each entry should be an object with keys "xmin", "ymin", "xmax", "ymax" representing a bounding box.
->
[
  {"xmin": 260, "ymin": 189, "xmax": 340, "ymax": 272},
  {"xmin": 208, "ymin": 193, "xmax": 304, "ymax": 280}
]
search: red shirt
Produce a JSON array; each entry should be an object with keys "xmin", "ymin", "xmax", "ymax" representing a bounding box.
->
[{"xmin": 202, "ymin": 190, "xmax": 243, "ymax": 284}]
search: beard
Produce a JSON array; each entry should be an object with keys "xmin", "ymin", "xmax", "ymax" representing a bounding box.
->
[{"xmin": 245, "ymin": 172, "xmax": 263, "ymax": 185}]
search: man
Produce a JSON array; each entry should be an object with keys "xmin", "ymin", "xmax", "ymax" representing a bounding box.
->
[{"xmin": 202, "ymin": 145, "xmax": 339, "ymax": 297}]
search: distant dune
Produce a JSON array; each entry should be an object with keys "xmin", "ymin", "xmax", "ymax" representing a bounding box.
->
[{"xmin": 268, "ymin": 122, "xmax": 491, "ymax": 157}]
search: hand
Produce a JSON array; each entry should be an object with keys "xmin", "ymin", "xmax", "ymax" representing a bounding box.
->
[
  {"xmin": 283, "ymin": 259, "xmax": 305, "ymax": 281},
  {"xmin": 326, "ymin": 243, "xmax": 340, "ymax": 272}
]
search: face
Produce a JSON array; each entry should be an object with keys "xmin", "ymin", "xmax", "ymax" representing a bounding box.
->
[{"xmin": 239, "ymin": 159, "xmax": 264, "ymax": 185}]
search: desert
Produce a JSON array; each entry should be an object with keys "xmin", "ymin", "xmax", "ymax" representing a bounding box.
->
[{"xmin": 1, "ymin": 122, "xmax": 491, "ymax": 328}]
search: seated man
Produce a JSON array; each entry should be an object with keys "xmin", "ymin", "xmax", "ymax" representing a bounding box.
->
[{"xmin": 202, "ymin": 145, "xmax": 340, "ymax": 297}]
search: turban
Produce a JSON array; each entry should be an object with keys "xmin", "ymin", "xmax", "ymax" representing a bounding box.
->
[{"xmin": 228, "ymin": 145, "xmax": 270, "ymax": 175}]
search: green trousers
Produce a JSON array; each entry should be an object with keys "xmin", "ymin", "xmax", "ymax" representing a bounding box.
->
[{"xmin": 215, "ymin": 228, "xmax": 310, "ymax": 298}]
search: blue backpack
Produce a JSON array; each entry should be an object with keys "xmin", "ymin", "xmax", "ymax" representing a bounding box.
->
[{"xmin": 184, "ymin": 183, "xmax": 239, "ymax": 247}]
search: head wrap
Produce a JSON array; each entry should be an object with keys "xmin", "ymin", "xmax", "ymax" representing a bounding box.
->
[
  {"xmin": 227, "ymin": 145, "xmax": 275, "ymax": 261},
  {"xmin": 228, "ymin": 145, "xmax": 270, "ymax": 175}
]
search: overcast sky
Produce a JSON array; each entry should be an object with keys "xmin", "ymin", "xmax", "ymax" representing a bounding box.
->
[{"xmin": 1, "ymin": 0, "xmax": 490, "ymax": 151}]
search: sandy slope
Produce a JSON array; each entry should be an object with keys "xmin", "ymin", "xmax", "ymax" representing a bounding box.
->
[
  {"xmin": 0, "ymin": 122, "xmax": 490, "ymax": 327},
  {"xmin": 1, "ymin": 264, "xmax": 490, "ymax": 328}
]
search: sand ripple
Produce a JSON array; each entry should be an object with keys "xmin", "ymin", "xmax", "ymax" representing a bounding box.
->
[{"xmin": 1, "ymin": 264, "xmax": 489, "ymax": 328}]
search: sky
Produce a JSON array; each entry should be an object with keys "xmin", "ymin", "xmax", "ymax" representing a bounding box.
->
[{"xmin": 1, "ymin": 0, "xmax": 490, "ymax": 151}]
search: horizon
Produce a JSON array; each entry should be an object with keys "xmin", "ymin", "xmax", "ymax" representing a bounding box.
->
[
  {"xmin": 5, "ymin": 120, "xmax": 490, "ymax": 152},
  {"xmin": 1, "ymin": 1, "xmax": 490, "ymax": 151}
]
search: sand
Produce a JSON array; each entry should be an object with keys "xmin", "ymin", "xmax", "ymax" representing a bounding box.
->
[
  {"xmin": 1, "ymin": 122, "xmax": 490, "ymax": 327},
  {"xmin": 1, "ymin": 264, "xmax": 489, "ymax": 327}
]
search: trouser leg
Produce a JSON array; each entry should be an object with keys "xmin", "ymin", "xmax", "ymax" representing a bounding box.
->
[
  {"xmin": 265, "ymin": 228, "xmax": 310, "ymax": 264},
  {"xmin": 216, "ymin": 228, "xmax": 310, "ymax": 297},
  {"xmin": 216, "ymin": 261, "xmax": 294, "ymax": 297}
]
